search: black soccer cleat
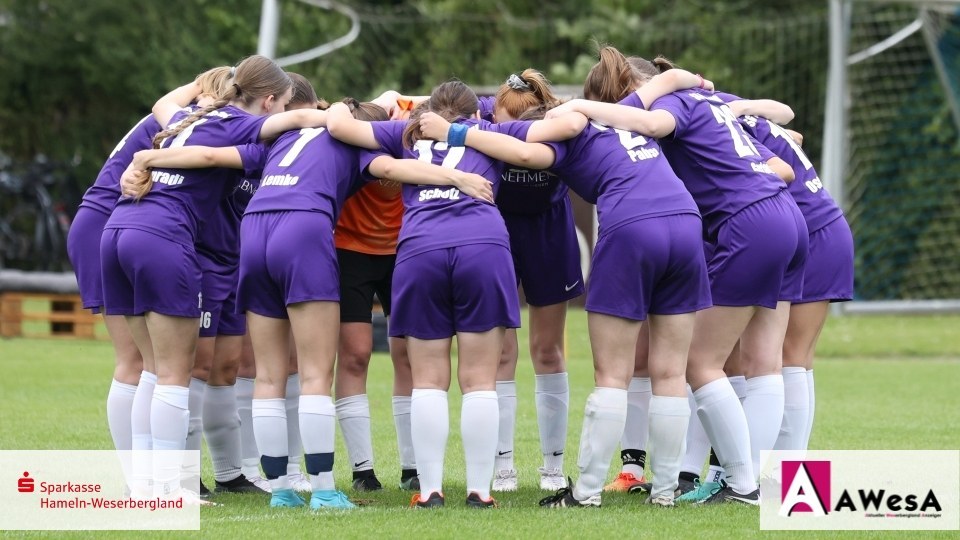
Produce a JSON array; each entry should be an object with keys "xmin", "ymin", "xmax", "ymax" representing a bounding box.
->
[
  {"xmin": 465, "ymin": 492, "xmax": 498, "ymax": 508},
  {"xmin": 352, "ymin": 469, "xmax": 383, "ymax": 491},
  {"xmin": 399, "ymin": 469, "xmax": 420, "ymax": 491},
  {"xmin": 538, "ymin": 480, "xmax": 601, "ymax": 508},
  {"xmin": 696, "ymin": 480, "xmax": 760, "ymax": 506},
  {"xmin": 214, "ymin": 474, "xmax": 271, "ymax": 494}
]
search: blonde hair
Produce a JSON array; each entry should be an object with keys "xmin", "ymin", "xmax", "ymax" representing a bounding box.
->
[
  {"xmin": 195, "ymin": 66, "xmax": 233, "ymax": 99},
  {"xmin": 495, "ymin": 68, "xmax": 560, "ymax": 119}
]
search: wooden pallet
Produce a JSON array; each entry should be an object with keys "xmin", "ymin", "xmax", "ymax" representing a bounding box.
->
[{"xmin": 0, "ymin": 292, "xmax": 99, "ymax": 339}]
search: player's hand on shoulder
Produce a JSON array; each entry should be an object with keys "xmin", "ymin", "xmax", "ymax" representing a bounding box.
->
[
  {"xmin": 419, "ymin": 112, "xmax": 452, "ymax": 141},
  {"xmin": 453, "ymin": 172, "xmax": 494, "ymax": 204}
]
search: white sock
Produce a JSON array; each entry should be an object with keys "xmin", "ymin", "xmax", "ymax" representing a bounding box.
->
[
  {"xmin": 392, "ymin": 396, "xmax": 416, "ymax": 470},
  {"xmin": 411, "ymin": 389, "xmax": 448, "ymax": 498},
  {"xmin": 130, "ymin": 372, "xmax": 156, "ymax": 493},
  {"xmin": 285, "ymin": 374, "xmax": 303, "ymax": 474},
  {"xmin": 535, "ymin": 373, "xmax": 569, "ymax": 471},
  {"xmin": 621, "ymin": 376, "xmax": 651, "ymax": 476},
  {"xmin": 203, "ymin": 384, "xmax": 242, "ymax": 482},
  {"xmin": 647, "ymin": 395, "xmax": 690, "ymax": 499},
  {"xmin": 775, "ymin": 367, "xmax": 809, "ymax": 451},
  {"xmin": 107, "ymin": 379, "xmax": 137, "ymax": 451},
  {"xmin": 336, "ymin": 394, "xmax": 373, "ymax": 472},
  {"xmin": 680, "ymin": 387, "xmax": 711, "ymax": 477},
  {"xmin": 300, "ymin": 395, "xmax": 336, "ymax": 492},
  {"xmin": 693, "ymin": 379, "xmax": 755, "ymax": 494},
  {"xmin": 804, "ymin": 369, "xmax": 815, "ymax": 449},
  {"xmin": 183, "ymin": 378, "xmax": 205, "ymax": 480},
  {"xmin": 728, "ymin": 375, "xmax": 748, "ymax": 402},
  {"xmin": 131, "ymin": 372, "xmax": 156, "ymax": 451},
  {"xmin": 462, "ymin": 391, "xmax": 499, "ymax": 499},
  {"xmin": 573, "ymin": 387, "xmax": 628, "ymax": 501},
  {"xmin": 151, "ymin": 384, "xmax": 190, "ymax": 495},
  {"xmin": 107, "ymin": 379, "xmax": 137, "ymax": 489},
  {"xmin": 743, "ymin": 374, "xmax": 784, "ymax": 477},
  {"xmin": 494, "ymin": 380, "xmax": 517, "ymax": 471},
  {"xmin": 253, "ymin": 398, "xmax": 288, "ymax": 492},
  {"xmin": 235, "ymin": 377, "xmax": 260, "ymax": 478},
  {"xmin": 707, "ymin": 463, "xmax": 725, "ymax": 483}
]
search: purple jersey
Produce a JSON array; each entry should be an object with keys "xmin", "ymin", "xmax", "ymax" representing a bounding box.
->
[
  {"xmin": 490, "ymin": 120, "xmax": 570, "ymax": 215},
  {"xmin": 105, "ymin": 106, "xmax": 267, "ymax": 246},
  {"xmin": 197, "ymin": 143, "xmax": 268, "ymax": 269},
  {"xmin": 244, "ymin": 128, "xmax": 371, "ymax": 221},
  {"xmin": 363, "ymin": 119, "xmax": 512, "ymax": 264},
  {"xmin": 79, "ymin": 114, "xmax": 162, "ymax": 214},
  {"xmin": 739, "ymin": 115, "xmax": 843, "ymax": 233},
  {"xmin": 633, "ymin": 90, "xmax": 788, "ymax": 240},
  {"xmin": 713, "ymin": 92, "xmax": 845, "ymax": 234},
  {"xmin": 546, "ymin": 121, "xmax": 699, "ymax": 236}
]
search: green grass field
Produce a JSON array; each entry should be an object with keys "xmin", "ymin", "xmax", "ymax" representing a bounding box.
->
[{"xmin": 1, "ymin": 309, "xmax": 959, "ymax": 539}]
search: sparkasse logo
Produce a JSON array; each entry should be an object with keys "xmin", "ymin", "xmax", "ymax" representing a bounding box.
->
[
  {"xmin": 18, "ymin": 472, "xmax": 34, "ymax": 493},
  {"xmin": 780, "ymin": 460, "xmax": 943, "ymax": 517}
]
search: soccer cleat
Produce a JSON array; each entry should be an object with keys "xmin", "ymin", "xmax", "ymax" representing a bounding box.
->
[
  {"xmin": 676, "ymin": 479, "xmax": 723, "ymax": 503},
  {"xmin": 631, "ymin": 475, "xmax": 696, "ymax": 495},
  {"xmin": 646, "ymin": 494, "xmax": 676, "ymax": 507},
  {"xmin": 309, "ymin": 489, "xmax": 357, "ymax": 510},
  {"xmin": 604, "ymin": 472, "xmax": 645, "ymax": 492},
  {"xmin": 269, "ymin": 488, "xmax": 306, "ymax": 508},
  {"xmin": 538, "ymin": 467, "xmax": 567, "ymax": 491},
  {"xmin": 399, "ymin": 470, "xmax": 420, "ymax": 491},
  {"xmin": 696, "ymin": 480, "xmax": 760, "ymax": 506},
  {"xmin": 410, "ymin": 491, "xmax": 445, "ymax": 508},
  {"xmin": 169, "ymin": 488, "xmax": 219, "ymax": 506},
  {"xmin": 215, "ymin": 474, "xmax": 271, "ymax": 494},
  {"xmin": 538, "ymin": 481, "xmax": 601, "ymax": 508},
  {"xmin": 352, "ymin": 469, "xmax": 383, "ymax": 491},
  {"xmin": 245, "ymin": 474, "xmax": 272, "ymax": 493},
  {"xmin": 492, "ymin": 469, "xmax": 518, "ymax": 492},
  {"xmin": 465, "ymin": 492, "xmax": 498, "ymax": 508},
  {"xmin": 199, "ymin": 480, "xmax": 211, "ymax": 499},
  {"xmin": 287, "ymin": 472, "xmax": 312, "ymax": 493}
]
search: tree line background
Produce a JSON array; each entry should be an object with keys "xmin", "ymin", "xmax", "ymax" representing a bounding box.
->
[{"xmin": 1, "ymin": 0, "xmax": 958, "ymax": 300}]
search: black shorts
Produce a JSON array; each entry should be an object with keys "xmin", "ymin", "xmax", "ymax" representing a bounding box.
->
[{"xmin": 337, "ymin": 248, "xmax": 397, "ymax": 323}]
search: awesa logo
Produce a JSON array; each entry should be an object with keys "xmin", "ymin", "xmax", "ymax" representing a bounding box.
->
[{"xmin": 780, "ymin": 460, "xmax": 944, "ymax": 517}]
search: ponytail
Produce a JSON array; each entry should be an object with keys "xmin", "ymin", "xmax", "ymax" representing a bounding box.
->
[
  {"xmin": 583, "ymin": 45, "xmax": 639, "ymax": 103},
  {"xmin": 495, "ymin": 68, "xmax": 560, "ymax": 119}
]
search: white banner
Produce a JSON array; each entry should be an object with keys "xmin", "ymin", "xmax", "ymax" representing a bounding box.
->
[
  {"xmin": 760, "ymin": 450, "xmax": 959, "ymax": 530},
  {"xmin": 0, "ymin": 450, "xmax": 201, "ymax": 530}
]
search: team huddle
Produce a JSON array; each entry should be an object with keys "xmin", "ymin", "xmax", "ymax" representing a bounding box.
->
[{"xmin": 66, "ymin": 44, "xmax": 853, "ymax": 510}]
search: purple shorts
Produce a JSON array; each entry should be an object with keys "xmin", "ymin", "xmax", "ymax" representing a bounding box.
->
[
  {"xmin": 796, "ymin": 217, "xmax": 854, "ymax": 303},
  {"xmin": 389, "ymin": 244, "xmax": 521, "ymax": 339},
  {"xmin": 503, "ymin": 198, "xmax": 584, "ymax": 306},
  {"xmin": 586, "ymin": 213, "xmax": 711, "ymax": 321},
  {"xmin": 237, "ymin": 211, "xmax": 339, "ymax": 319},
  {"xmin": 67, "ymin": 207, "xmax": 109, "ymax": 313},
  {"xmin": 100, "ymin": 228, "xmax": 202, "ymax": 318},
  {"xmin": 709, "ymin": 191, "xmax": 808, "ymax": 309},
  {"xmin": 199, "ymin": 259, "xmax": 245, "ymax": 337}
]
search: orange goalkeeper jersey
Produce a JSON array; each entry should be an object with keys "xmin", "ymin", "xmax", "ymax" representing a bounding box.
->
[{"xmin": 334, "ymin": 179, "xmax": 403, "ymax": 255}]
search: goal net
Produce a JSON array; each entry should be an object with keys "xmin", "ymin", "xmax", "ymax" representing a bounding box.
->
[{"xmin": 833, "ymin": 1, "xmax": 960, "ymax": 310}]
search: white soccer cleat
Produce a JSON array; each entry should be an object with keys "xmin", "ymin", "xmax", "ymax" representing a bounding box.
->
[
  {"xmin": 492, "ymin": 469, "xmax": 518, "ymax": 492},
  {"xmin": 170, "ymin": 488, "xmax": 219, "ymax": 506},
  {"xmin": 245, "ymin": 474, "xmax": 272, "ymax": 493},
  {"xmin": 538, "ymin": 467, "xmax": 567, "ymax": 491},
  {"xmin": 646, "ymin": 494, "xmax": 676, "ymax": 507},
  {"xmin": 287, "ymin": 472, "xmax": 312, "ymax": 493}
]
